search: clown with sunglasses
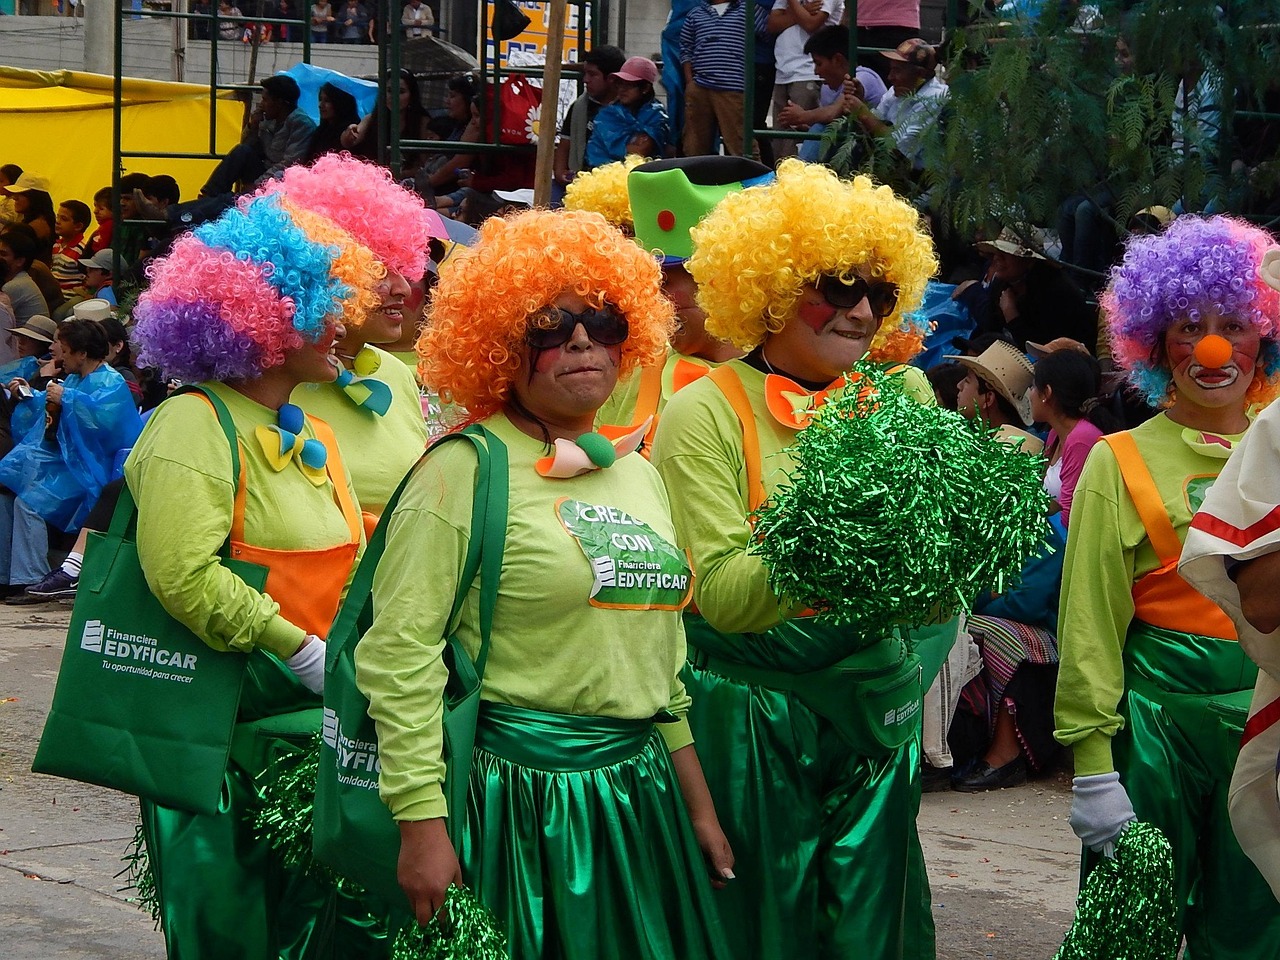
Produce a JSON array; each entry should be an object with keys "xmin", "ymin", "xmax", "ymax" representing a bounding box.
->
[
  {"xmin": 355, "ymin": 209, "xmax": 735, "ymax": 959},
  {"xmin": 649, "ymin": 159, "xmax": 941, "ymax": 960}
]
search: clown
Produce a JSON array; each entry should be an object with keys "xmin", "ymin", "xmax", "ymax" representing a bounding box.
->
[
  {"xmin": 1054, "ymin": 216, "xmax": 1280, "ymax": 957},
  {"xmin": 649, "ymin": 159, "xmax": 940, "ymax": 959},
  {"xmin": 127, "ymin": 194, "xmax": 382, "ymax": 960},
  {"xmin": 257, "ymin": 154, "xmax": 447, "ymax": 525},
  {"xmin": 595, "ymin": 156, "xmax": 771, "ymax": 447},
  {"xmin": 356, "ymin": 209, "xmax": 734, "ymax": 960}
]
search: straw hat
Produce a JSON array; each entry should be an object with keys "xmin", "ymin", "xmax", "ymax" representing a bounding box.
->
[
  {"xmin": 73, "ymin": 299, "xmax": 114, "ymax": 322},
  {"xmin": 7, "ymin": 314, "xmax": 57, "ymax": 343},
  {"xmin": 975, "ymin": 227, "xmax": 1047, "ymax": 261},
  {"xmin": 947, "ymin": 339, "xmax": 1036, "ymax": 426}
]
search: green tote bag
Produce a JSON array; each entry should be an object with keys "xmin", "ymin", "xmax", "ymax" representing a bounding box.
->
[
  {"xmin": 314, "ymin": 425, "xmax": 508, "ymax": 909},
  {"xmin": 32, "ymin": 387, "xmax": 268, "ymax": 816}
]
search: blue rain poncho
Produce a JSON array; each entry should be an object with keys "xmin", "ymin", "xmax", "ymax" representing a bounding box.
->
[{"xmin": 0, "ymin": 363, "xmax": 143, "ymax": 531}]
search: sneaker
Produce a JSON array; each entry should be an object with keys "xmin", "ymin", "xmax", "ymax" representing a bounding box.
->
[
  {"xmin": 4, "ymin": 587, "xmax": 54, "ymax": 605},
  {"xmin": 27, "ymin": 568, "xmax": 79, "ymax": 599},
  {"xmin": 951, "ymin": 756, "xmax": 1028, "ymax": 793}
]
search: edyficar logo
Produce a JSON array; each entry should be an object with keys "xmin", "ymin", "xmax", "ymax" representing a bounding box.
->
[{"xmin": 80, "ymin": 618, "xmax": 200, "ymax": 672}]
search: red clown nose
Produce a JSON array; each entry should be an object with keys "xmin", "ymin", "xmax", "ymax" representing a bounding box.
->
[{"xmin": 1194, "ymin": 334, "xmax": 1234, "ymax": 369}]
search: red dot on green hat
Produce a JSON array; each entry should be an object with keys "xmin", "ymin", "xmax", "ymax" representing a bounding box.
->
[{"xmin": 657, "ymin": 210, "xmax": 676, "ymax": 231}]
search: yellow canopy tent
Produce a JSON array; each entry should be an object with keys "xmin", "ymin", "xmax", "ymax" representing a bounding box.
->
[{"xmin": 0, "ymin": 67, "xmax": 242, "ymax": 227}]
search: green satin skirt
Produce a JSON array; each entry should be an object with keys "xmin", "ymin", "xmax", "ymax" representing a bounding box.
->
[
  {"xmin": 456, "ymin": 701, "xmax": 729, "ymax": 960},
  {"xmin": 140, "ymin": 654, "xmax": 389, "ymax": 960},
  {"xmin": 1103, "ymin": 622, "xmax": 1280, "ymax": 960},
  {"xmin": 680, "ymin": 639, "xmax": 933, "ymax": 959}
]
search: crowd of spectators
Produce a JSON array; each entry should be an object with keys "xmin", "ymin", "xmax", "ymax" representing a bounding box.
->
[{"xmin": 186, "ymin": 0, "xmax": 437, "ymax": 44}]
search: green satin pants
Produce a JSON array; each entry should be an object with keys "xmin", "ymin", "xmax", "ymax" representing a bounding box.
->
[
  {"xmin": 1108, "ymin": 623, "xmax": 1280, "ymax": 960},
  {"xmin": 456, "ymin": 702, "xmax": 729, "ymax": 960},
  {"xmin": 140, "ymin": 656, "xmax": 389, "ymax": 960},
  {"xmin": 682, "ymin": 661, "xmax": 933, "ymax": 960}
]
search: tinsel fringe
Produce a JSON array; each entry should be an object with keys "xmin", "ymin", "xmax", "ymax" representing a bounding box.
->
[
  {"xmin": 116, "ymin": 819, "xmax": 161, "ymax": 929},
  {"xmin": 391, "ymin": 887, "xmax": 509, "ymax": 960}
]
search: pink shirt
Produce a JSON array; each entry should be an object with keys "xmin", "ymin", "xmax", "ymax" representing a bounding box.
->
[
  {"xmin": 1046, "ymin": 418, "xmax": 1104, "ymax": 527},
  {"xmin": 853, "ymin": 0, "xmax": 919, "ymax": 29}
]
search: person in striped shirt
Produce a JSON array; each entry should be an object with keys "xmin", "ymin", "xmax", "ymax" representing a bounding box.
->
[
  {"xmin": 679, "ymin": 0, "xmax": 770, "ymax": 158},
  {"xmin": 50, "ymin": 200, "xmax": 90, "ymax": 293}
]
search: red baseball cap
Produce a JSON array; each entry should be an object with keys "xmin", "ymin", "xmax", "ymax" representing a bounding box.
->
[{"xmin": 613, "ymin": 56, "xmax": 658, "ymax": 84}]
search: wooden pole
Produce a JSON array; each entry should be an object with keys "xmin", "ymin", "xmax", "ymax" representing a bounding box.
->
[{"xmin": 534, "ymin": 0, "xmax": 568, "ymax": 207}]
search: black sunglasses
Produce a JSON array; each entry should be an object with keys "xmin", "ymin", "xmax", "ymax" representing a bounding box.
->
[
  {"xmin": 526, "ymin": 306, "xmax": 629, "ymax": 350},
  {"xmin": 816, "ymin": 275, "xmax": 900, "ymax": 318}
]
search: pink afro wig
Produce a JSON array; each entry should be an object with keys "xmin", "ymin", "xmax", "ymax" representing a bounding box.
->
[{"xmin": 256, "ymin": 153, "xmax": 445, "ymax": 281}]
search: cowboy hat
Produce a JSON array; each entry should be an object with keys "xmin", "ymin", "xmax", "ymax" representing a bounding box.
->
[{"xmin": 947, "ymin": 339, "xmax": 1036, "ymax": 426}]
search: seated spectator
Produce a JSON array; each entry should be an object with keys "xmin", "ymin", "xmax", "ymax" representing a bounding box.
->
[
  {"xmin": 310, "ymin": 0, "xmax": 334, "ymax": 41},
  {"xmin": 585, "ymin": 57, "xmax": 671, "ymax": 168},
  {"xmin": 1028, "ymin": 345, "xmax": 1114, "ymax": 527},
  {"xmin": 217, "ymin": 0, "xmax": 243, "ymax": 39},
  {"xmin": 554, "ymin": 46, "xmax": 625, "ymax": 190},
  {"xmin": 0, "ymin": 314, "xmax": 56, "ymax": 386},
  {"xmin": 271, "ymin": 0, "xmax": 299, "ymax": 40},
  {"xmin": 2, "ymin": 174, "xmax": 56, "ymax": 265},
  {"xmin": 926, "ymin": 358, "xmax": 967, "ymax": 409},
  {"xmin": 343, "ymin": 69, "xmax": 439, "ymax": 183},
  {"xmin": 0, "ymin": 318, "xmax": 142, "ymax": 603},
  {"xmin": 99, "ymin": 316, "xmax": 143, "ymax": 409},
  {"xmin": 51, "ymin": 200, "xmax": 91, "ymax": 293},
  {"xmin": 841, "ymin": 38, "xmax": 947, "ymax": 174},
  {"xmin": 767, "ymin": 0, "xmax": 841, "ymax": 159},
  {"xmin": 955, "ymin": 228, "xmax": 1097, "ymax": 352},
  {"xmin": 679, "ymin": 0, "xmax": 769, "ymax": 159},
  {"xmin": 199, "ymin": 75, "xmax": 316, "ymax": 197},
  {"xmin": 417, "ymin": 76, "xmax": 482, "ymax": 201},
  {"xmin": 304, "ymin": 83, "xmax": 363, "ymax": 162},
  {"xmin": 401, "ymin": 0, "xmax": 432, "ymax": 38},
  {"xmin": 775, "ymin": 25, "xmax": 886, "ymax": 162},
  {"xmin": 0, "ymin": 227, "xmax": 52, "ymax": 326},
  {"xmin": 85, "ymin": 186, "xmax": 113, "ymax": 255},
  {"xmin": 0, "ymin": 164, "xmax": 21, "ymax": 225},
  {"xmin": 948, "ymin": 338, "xmax": 1044, "ymax": 454},
  {"xmin": 64, "ymin": 248, "xmax": 117, "ymax": 311},
  {"xmin": 336, "ymin": 0, "xmax": 368, "ymax": 41}
]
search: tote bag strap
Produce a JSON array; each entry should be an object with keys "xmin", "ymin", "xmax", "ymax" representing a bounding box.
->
[{"xmin": 327, "ymin": 424, "xmax": 509, "ymax": 678}]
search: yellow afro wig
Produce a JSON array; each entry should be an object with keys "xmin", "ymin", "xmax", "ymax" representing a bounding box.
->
[
  {"xmin": 419, "ymin": 208, "xmax": 674, "ymax": 420},
  {"xmin": 687, "ymin": 159, "xmax": 938, "ymax": 360},
  {"xmin": 563, "ymin": 154, "xmax": 646, "ymax": 230}
]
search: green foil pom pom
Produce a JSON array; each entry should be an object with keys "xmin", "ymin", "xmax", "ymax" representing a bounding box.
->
[
  {"xmin": 576, "ymin": 431, "xmax": 617, "ymax": 468},
  {"xmin": 392, "ymin": 886, "xmax": 509, "ymax": 960},
  {"xmin": 254, "ymin": 735, "xmax": 323, "ymax": 876},
  {"xmin": 1054, "ymin": 821, "xmax": 1179, "ymax": 960},
  {"xmin": 749, "ymin": 362, "xmax": 1051, "ymax": 646}
]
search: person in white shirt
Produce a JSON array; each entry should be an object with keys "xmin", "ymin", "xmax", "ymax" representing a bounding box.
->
[
  {"xmin": 767, "ymin": 0, "xmax": 843, "ymax": 158},
  {"xmin": 843, "ymin": 37, "xmax": 947, "ymax": 171},
  {"xmin": 401, "ymin": 0, "xmax": 433, "ymax": 39}
]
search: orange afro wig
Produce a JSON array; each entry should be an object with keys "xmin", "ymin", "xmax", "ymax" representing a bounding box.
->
[{"xmin": 419, "ymin": 209, "xmax": 674, "ymax": 420}]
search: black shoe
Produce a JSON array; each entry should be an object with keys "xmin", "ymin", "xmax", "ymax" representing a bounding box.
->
[
  {"xmin": 951, "ymin": 756, "xmax": 1027, "ymax": 793},
  {"xmin": 922, "ymin": 762, "xmax": 954, "ymax": 793},
  {"xmin": 27, "ymin": 567, "xmax": 78, "ymax": 599}
]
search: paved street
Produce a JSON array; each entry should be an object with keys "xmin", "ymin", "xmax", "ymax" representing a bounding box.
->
[{"xmin": 1, "ymin": 604, "xmax": 1076, "ymax": 959}]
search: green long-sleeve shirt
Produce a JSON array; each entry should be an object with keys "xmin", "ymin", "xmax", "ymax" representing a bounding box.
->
[
  {"xmin": 123, "ymin": 382, "xmax": 363, "ymax": 659},
  {"xmin": 354, "ymin": 413, "xmax": 697, "ymax": 822},
  {"xmin": 1053, "ymin": 413, "xmax": 1244, "ymax": 775},
  {"xmin": 291, "ymin": 345, "xmax": 429, "ymax": 516}
]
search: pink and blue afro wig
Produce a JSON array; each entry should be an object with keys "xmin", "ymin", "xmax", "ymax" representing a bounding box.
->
[
  {"xmin": 133, "ymin": 193, "xmax": 368, "ymax": 382},
  {"xmin": 255, "ymin": 153, "xmax": 445, "ymax": 281},
  {"xmin": 1103, "ymin": 215, "xmax": 1280, "ymax": 406}
]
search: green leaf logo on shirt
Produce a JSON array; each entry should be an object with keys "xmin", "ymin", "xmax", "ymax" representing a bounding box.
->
[{"xmin": 556, "ymin": 498, "xmax": 694, "ymax": 611}]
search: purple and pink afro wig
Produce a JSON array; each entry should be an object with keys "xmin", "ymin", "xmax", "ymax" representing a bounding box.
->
[
  {"xmin": 255, "ymin": 153, "xmax": 445, "ymax": 281},
  {"xmin": 1103, "ymin": 215, "xmax": 1280, "ymax": 406},
  {"xmin": 133, "ymin": 193, "xmax": 374, "ymax": 383}
]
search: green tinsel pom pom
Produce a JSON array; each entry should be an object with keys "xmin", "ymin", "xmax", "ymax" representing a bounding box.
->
[
  {"xmin": 749, "ymin": 362, "xmax": 1051, "ymax": 644},
  {"xmin": 1054, "ymin": 822, "xmax": 1179, "ymax": 960},
  {"xmin": 117, "ymin": 818, "xmax": 161, "ymax": 929},
  {"xmin": 254, "ymin": 735, "xmax": 323, "ymax": 876},
  {"xmin": 391, "ymin": 886, "xmax": 509, "ymax": 960}
]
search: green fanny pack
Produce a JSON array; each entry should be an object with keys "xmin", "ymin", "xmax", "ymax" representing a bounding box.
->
[{"xmin": 686, "ymin": 616, "xmax": 923, "ymax": 757}]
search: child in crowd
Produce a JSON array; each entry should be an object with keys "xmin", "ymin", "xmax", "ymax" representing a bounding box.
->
[
  {"xmin": 79, "ymin": 248, "xmax": 117, "ymax": 306},
  {"xmin": 50, "ymin": 200, "xmax": 91, "ymax": 292},
  {"xmin": 585, "ymin": 57, "xmax": 671, "ymax": 168},
  {"xmin": 86, "ymin": 187, "xmax": 113, "ymax": 254}
]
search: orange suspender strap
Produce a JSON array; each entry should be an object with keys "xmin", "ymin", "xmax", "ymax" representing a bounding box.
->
[
  {"xmin": 307, "ymin": 415, "xmax": 363, "ymax": 544},
  {"xmin": 707, "ymin": 365, "xmax": 767, "ymax": 514},
  {"xmin": 1102, "ymin": 432, "xmax": 1185, "ymax": 567},
  {"xmin": 634, "ymin": 361, "xmax": 665, "ymax": 447}
]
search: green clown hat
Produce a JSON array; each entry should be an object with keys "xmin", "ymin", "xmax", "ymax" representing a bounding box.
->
[{"xmin": 628, "ymin": 156, "xmax": 773, "ymax": 265}]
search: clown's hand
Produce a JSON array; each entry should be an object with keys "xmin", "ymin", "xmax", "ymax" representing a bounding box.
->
[
  {"xmin": 1070, "ymin": 772, "xmax": 1136, "ymax": 856},
  {"xmin": 285, "ymin": 635, "xmax": 326, "ymax": 695}
]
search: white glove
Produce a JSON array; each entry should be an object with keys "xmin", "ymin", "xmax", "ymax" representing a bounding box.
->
[
  {"xmin": 1070, "ymin": 772, "xmax": 1136, "ymax": 854},
  {"xmin": 285, "ymin": 635, "xmax": 326, "ymax": 695}
]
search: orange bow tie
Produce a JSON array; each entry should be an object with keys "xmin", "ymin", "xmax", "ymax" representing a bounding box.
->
[
  {"xmin": 671, "ymin": 357, "xmax": 712, "ymax": 392},
  {"xmin": 764, "ymin": 372, "xmax": 881, "ymax": 429}
]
